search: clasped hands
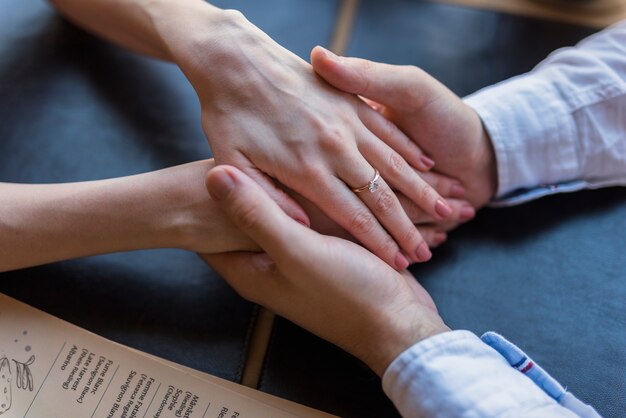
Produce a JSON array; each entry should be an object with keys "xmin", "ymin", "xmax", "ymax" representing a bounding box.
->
[
  {"xmin": 178, "ymin": 11, "xmax": 483, "ymax": 268},
  {"xmin": 188, "ymin": 41, "xmax": 499, "ymax": 375},
  {"xmin": 171, "ymin": 8, "xmax": 498, "ymax": 375}
]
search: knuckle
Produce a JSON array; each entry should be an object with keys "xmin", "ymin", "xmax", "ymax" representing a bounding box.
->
[
  {"xmin": 357, "ymin": 59, "xmax": 374, "ymax": 95},
  {"xmin": 374, "ymin": 190, "xmax": 396, "ymax": 216},
  {"xmin": 381, "ymin": 116, "xmax": 398, "ymax": 142},
  {"xmin": 236, "ymin": 258, "xmax": 279, "ymax": 303},
  {"xmin": 388, "ymin": 151, "xmax": 406, "ymax": 179},
  {"xmin": 234, "ymin": 201, "xmax": 262, "ymax": 232},
  {"xmin": 402, "ymin": 227, "xmax": 420, "ymax": 247},
  {"xmin": 361, "ymin": 58, "xmax": 375, "ymax": 71},
  {"xmin": 349, "ymin": 209, "xmax": 376, "ymax": 236},
  {"xmin": 402, "ymin": 65, "xmax": 426, "ymax": 102},
  {"xmin": 223, "ymin": 9, "xmax": 247, "ymax": 25},
  {"xmin": 376, "ymin": 235, "xmax": 398, "ymax": 258},
  {"xmin": 407, "ymin": 64, "xmax": 423, "ymax": 76},
  {"xmin": 319, "ymin": 125, "xmax": 350, "ymax": 155},
  {"xmin": 301, "ymin": 161, "xmax": 326, "ymax": 179},
  {"xmin": 403, "ymin": 64, "xmax": 426, "ymax": 83},
  {"xmin": 253, "ymin": 256, "xmax": 280, "ymax": 277},
  {"xmin": 419, "ymin": 184, "xmax": 436, "ymax": 203}
]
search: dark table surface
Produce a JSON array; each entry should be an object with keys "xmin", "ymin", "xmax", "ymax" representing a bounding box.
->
[{"xmin": 1, "ymin": 1, "xmax": 624, "ymax": 417}]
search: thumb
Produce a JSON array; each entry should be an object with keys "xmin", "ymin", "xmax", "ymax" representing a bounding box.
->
[
  {"xmin": 311, "ymin": 45, "xmax": 422, "ymax": 107},
  {"xmin": 206, "ymin": 165, "xmax": 311, "ymax": 259}
]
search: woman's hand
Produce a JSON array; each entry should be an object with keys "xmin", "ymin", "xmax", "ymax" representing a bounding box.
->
[
  {"xmin": 202, "ymin": 165, "xmax": 449, "ymax": 376},
  {"xmin": 173, "ymin": 9, "xmax": 455, "ymax": 267},
  {"xmin": 311, "ymin": 47, "xmax": 498, "ymax": 213},
  {"xmin": 157, "ymin": 160, "xmax": 472, "ymax": 254},
  {"xmin": 294, "ymin": 169, "xmax": 475, "ymax": 248},
  {"xmin": 47, "ymin": 0, "xmax": 458, "ymax": 267}
]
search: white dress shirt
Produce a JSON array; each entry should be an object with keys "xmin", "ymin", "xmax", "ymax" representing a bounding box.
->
[
  {"xmin": 382, "ymin": 19, "xmax": 626, "ymax": 418},
  {"xmin": 470, "ymin": 19, "xmax": 626, "ymax": 206}
]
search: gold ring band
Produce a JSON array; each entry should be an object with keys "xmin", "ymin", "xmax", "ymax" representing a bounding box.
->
[{"xmin": 352, "ymin": 169, "xmax": 381, "ymax": 193}]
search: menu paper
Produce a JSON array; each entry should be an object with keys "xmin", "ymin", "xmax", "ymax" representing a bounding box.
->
[{"xmin": 0, "ymin": 294, "xmax": 335, "ymax": 418}]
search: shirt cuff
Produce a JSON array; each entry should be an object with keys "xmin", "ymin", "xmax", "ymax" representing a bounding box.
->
[
  {"xmin": 382, "ymin": 330, "xmax": 566, "ymax": 418},
  {"xmin": 464, "ymin": 74, "xmax": 580, "ymax": 201}
]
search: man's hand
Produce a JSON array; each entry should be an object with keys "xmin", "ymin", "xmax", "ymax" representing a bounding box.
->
[
  {"xmin": 310, "ymin": 46, "xmax": 498, "ymax": 211},
  {"xmin": 202, "ymin": 166, "xmax": 449, "ymax": 376}
]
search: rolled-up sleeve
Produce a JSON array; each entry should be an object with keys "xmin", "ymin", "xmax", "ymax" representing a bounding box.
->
[
  {"xmin": 464, "ymin": 21, "xmax": 626, "ymax": 205},
  {"xmin": 382, "ymin": 330, "xmax": 597, "ymax": 418}
]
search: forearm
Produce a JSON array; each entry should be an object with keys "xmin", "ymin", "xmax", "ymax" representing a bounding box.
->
[
  {"xmin": 0, "ymin": 160, "xmax": 252, "ymax": 272},
  {"xmin": 0, "ymin": 175, "xmax": 175, "ymax": 272},
  {"xmin": 47, "ymin": 0, "xmax": 226, "ymax": 61},
  {"xmin": 47, "ymin": 0, "xmax": 290, "ymax": 113}
]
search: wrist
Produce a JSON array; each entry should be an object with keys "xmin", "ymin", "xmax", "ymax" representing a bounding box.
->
[
  {"xmin": 157, "ymin": 6, "xmax": 257, "ymax": 95},
  {"xmin": 466, "ymin": 109, "xmax": 498, "ymax": 208},
  {"xmin": 151, "ymin": 160, "xmax": 259, "ymax": 254},
  {"xmin": 142, "ymin": 160, "xmax": 216, "ymax": 251},
  {"xmin": 476, "ymin": 123, "xmax": 498, "ymax": 205},
  {"xmin": 364, "ymin": 309, "xmax": 450, "ymax": 377},
  {"xmin": 145, "ymin": 0, "xmax": 229, "ymax": 64}
]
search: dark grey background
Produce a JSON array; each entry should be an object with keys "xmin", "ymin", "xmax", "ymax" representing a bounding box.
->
[{"xmin": 1, "ymin": 1, "xmax": 624, "ymax": 417}]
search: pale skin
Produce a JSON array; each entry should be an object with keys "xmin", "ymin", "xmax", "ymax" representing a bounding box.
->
[
  {"xmin": 46, "ymin": 0, "xmax": 464, "ymax": 268},
  {"xmin": 0, "ymin": 160, "xmax": 250, "ymax": 272}
]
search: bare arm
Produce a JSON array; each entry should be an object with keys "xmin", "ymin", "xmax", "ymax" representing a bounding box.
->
[
  {"xmin": 0, "ymin": 160, "xmax": 255, "ymax": 272},
  {"xmin": 47, "ymin": 0, "xmax": 223, "ymax": 61}
]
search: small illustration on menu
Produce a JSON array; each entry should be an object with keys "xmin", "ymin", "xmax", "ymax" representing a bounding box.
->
[{"xmin": 0, "ymin": 354, "xmax": 36, "ymax": 415}]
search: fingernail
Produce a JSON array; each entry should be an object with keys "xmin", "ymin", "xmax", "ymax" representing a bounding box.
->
[
  {"xmin": 208, "ymin": 170, "xmax": 235, "ymax": 201},
  {"xmin": 395, "ymin": 253, "xmax": 410, "ymax": 270},
  {"xmin": 415, "ymin": 242, "xmax": 432, "ymax": 262},
  {"xmin": 420, "ymin": 155, "xmax": 435, "ymax": 170},
  {"xmin": 435, "ymin": 233, "xmax": 447, "ymax": 245},
  {"xmin": 450, "ymin": 182, "xmax": 466, "ymax": 198},
  {"xmin": 460, "ymin": 204, "xmax": 476, "ymax": 221},
  {"xmin": 435, "ymin": 199, "xmax": 453, "ymax": 218}
]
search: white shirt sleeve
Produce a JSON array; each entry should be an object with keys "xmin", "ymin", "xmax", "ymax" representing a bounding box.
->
[
  {"xmin": 464, "ymin": 21, "xmax": 626, "ymax": 205},
  {"xmin": 382, "ymin": 331, "xmax": 598, "ymax": 418}
]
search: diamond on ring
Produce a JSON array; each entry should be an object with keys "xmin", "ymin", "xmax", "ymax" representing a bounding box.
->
[{"xmin": 353, "ymin": 169, "xmax": 381, "ymax": 193}]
